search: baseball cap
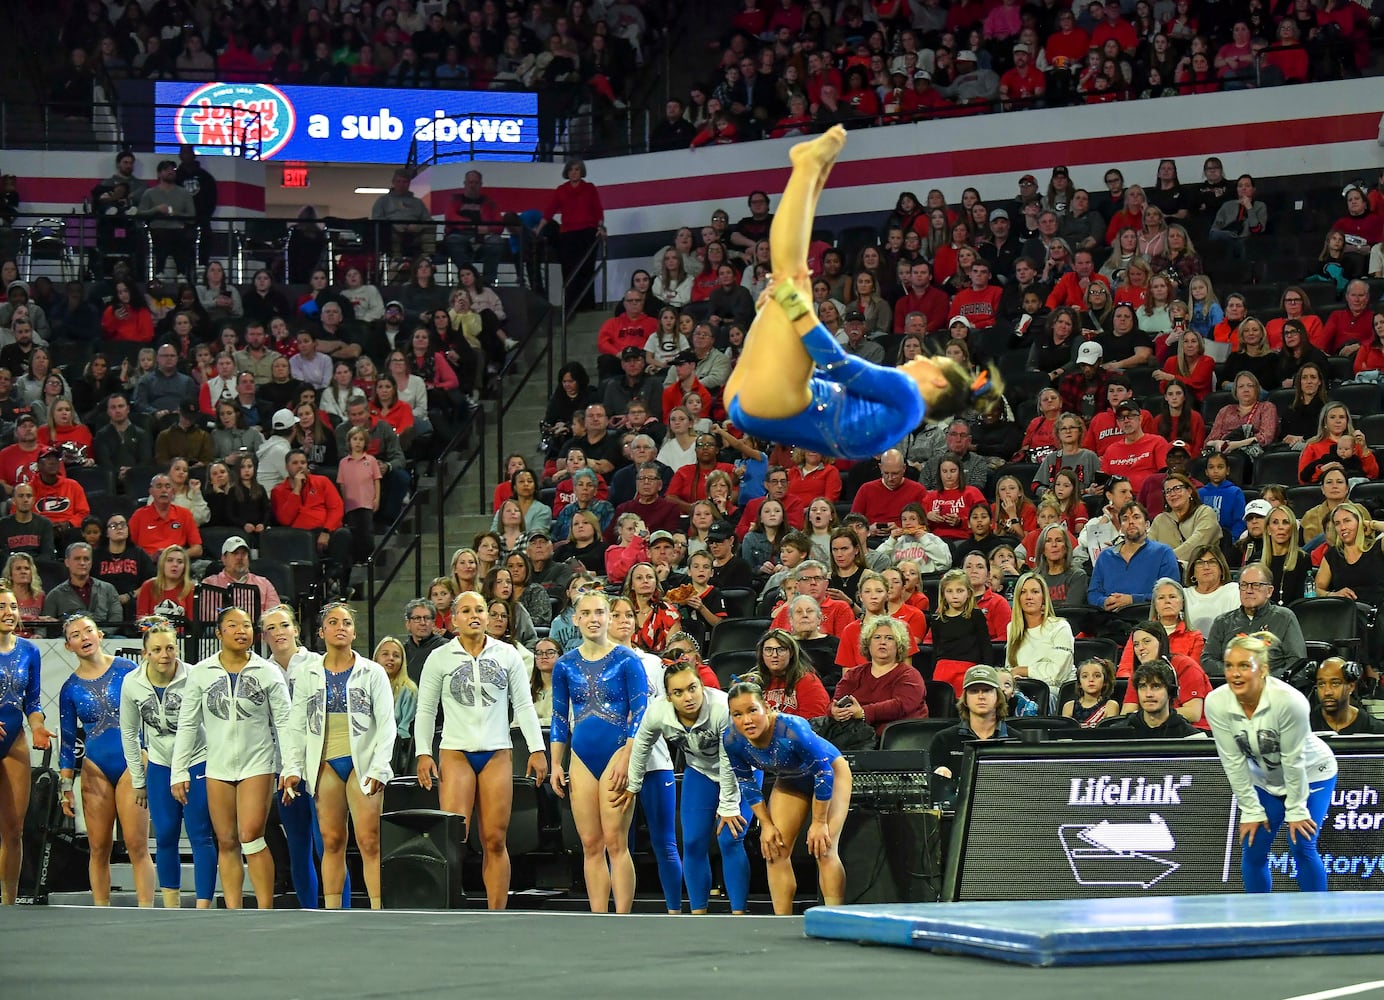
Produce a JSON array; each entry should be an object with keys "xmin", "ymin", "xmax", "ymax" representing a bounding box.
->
[
  {"xmin": 989, "ymin": 208, "xmax": 1009, "ymax": 221},
  {"xmin": 271, "ymin": 408, "xmax": 296, "ymax": 430},
  {"xmin": 1114, "ymin": 398, "xmax": 1140, "ymax": 416},
  {"xmin": 963, "ymin": 665, "xmax": 1001, "ymax": 690},
  {"xmin": 956, "ymin": 49, "xmax": 977, "ymax": 61},
  {"xmin": 647, "ymin": 529, "xmax": 675, "ymax": 546},
  {"xmin": 527, "ymin": 528, "xmax": 552, "ymax": 542},
  {"xmin": 221, "ymin": 535, "xmax": 250, "ymax": 556},
  {"xmin": 1013, "ymin": 43, "xmax": 1031, "ymax": 53},
  {"xmin": 949, "ymin": 315, "xmax": 975, "ymax": 330},
  {"xmin": 39, "ymin": 445, "xmax": 62, "ymax": 460},
  {"xmin": 1245, "ymin": 499, "xmax": 1272, "ymax": 519},
  {"xmin": 706, "ymin": 522, "xmax": 734, "ymax": 543},
  {"xmin": 14, "ymin": 413, "xmax": 36, "ymax": 426},
  {"xmin": 913, "ymin": 69, "xmax": 932, "ymax": 81},
  {"xmin": 845, "ymin": 309, "xmax": 865, "ymax": 322},
  {"xmin": 179, "ymin": 399, "xmax": 200, "ymax": 416},
  {"xmin": 620, "ymin": 346, "xmax": 644, "ymax": 360},
  {"xmin": 1053, "ymin": 166, "xmax": 1070, "ymax": 178},
  {"xmin": 1019, "ymin": 174, "xmax": 1037, "ymax": 185},
  {"xmin": 385, "ymin": 299, "xmax": 404, "ymax": 311},
  {"xmin": 673, "ymin": 349, "xmax": 698, "ymax": 365},
  {"xmin": 1167, "ymin": 440, "xmax": 1191, "ymax": 456},
  {"xmin": 1075, "ymin": 341, "xmax": 1103, "ymax": 365}
]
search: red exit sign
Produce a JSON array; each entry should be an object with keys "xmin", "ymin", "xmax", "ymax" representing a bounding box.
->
[{"xmin": 281, "ymin": 166, "xmax": 310, "ymax": 188}]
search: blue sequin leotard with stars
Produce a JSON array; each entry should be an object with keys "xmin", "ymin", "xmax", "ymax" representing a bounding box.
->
[
  {"xmin": 724, "ymin": 712, "xmax": 841, "ymax": 806},
  {"xmin": 0, "ymin": 637, "xmax": 43, "ymax": 757},
  {"xmin": 60, "ymin": 657, "xmax": 139, "ymax": 783},
  {"xmin": 550, "ymin": 645, "xmax": 648, "ymax": 776}
]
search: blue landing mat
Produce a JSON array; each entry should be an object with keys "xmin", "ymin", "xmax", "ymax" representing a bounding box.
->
[{"xmin": 803, "ymin": 892, "xmax": 1384, "ymax": 966}]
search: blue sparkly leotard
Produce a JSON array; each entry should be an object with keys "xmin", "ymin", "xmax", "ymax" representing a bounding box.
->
[
  {"xmin": 550, "ymin": 645, "xmax": 648, "ymax": 777},
  {"xmin": 322, "ymin": 665, "xmax": 355, "ymax": 784},
  {"xmin": 727, "ymin": 323, "xmax": 925, "ymax": 460},
  {"xmin": 0, "ymin": 637, "xmax": 43, "ymax": 758},
  {"xmin": 60, "ymin": 657, "xmax": 138, "ymax": 784},
  {"xmin": 724, "ymin": 712, "xmax": 841, "ymax": 805}
]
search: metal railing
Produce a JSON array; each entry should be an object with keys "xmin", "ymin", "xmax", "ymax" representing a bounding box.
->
[
  {"xmin": 406, "ymin": 104, "xmax": 649, "ymax": 170},
  {"xmin": 435, "ymin": 409, "xmax": 491, "ymax": 577},
  {"xmin": 558, "ymin": 237, "xmax": 610, "ymax": 369},
  {"xmin": 493, "ymin": 294, "xmax": 558, "ymax": 479},
  {"xmin": 0, "ymin": 101, "xmax": 264, "ymax": 158},
  {"xmin": 363, "ymin": 405, "xmax": 486, "ymax": 652}
]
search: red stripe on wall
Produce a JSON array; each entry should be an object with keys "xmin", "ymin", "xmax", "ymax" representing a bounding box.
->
[
  {"xmin": 459, "ymin": 110, "xmax": 1380, "ymax": 213},
  {"xmin": 14, "ymin": 178, "xmax": 265, "ymax": 212}
]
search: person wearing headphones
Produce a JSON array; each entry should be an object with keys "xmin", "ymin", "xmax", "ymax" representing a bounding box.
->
[
  {"xmin": 1111, "ymin": 660, "xmax": 1204, "ymax": 739},
  {"xmin": 1310, "ymin": 657, "xmax": 1381, "ymax": 734}
]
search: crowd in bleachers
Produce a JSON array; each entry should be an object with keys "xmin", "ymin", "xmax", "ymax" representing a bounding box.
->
[
  {"xmin": 650, "ymin": 0, "xmax": 1379, "ymax": 151},
  {"xmin": 52, "ymin": 0, "xmax": 659, "ymax": 103},
  {"xmin": 0, "ymin": 145, "xmax": 535, "ymax": 628}
]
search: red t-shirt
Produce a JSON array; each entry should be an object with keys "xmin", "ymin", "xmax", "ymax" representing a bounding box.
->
[
  {"xmin": 949, "ymin": 286, "xmax": 1004, "ymax": 328},
  {"xmin": 1101, "ymin": 433, "xmax": 1171, "ymax": 491},
  {"xmin": 921, "ymin": 486, "xmax": 987, "ymax": 540},
  {"xmin": 770, "ymin": 596, "xmax": 855, "ymax": 637},
  {"xmin": 835, "ymin": 605, "xmax": 928, "ymax": 668},
  {"xmin": 893, "ymin": 286, "xmax": 950, "ymax": 333},
  {"xmin": 764, "ymin": 673, "xmax": 831, "ymax": 719},
  {"xmin": 975, "ymin": 588, "xmax": 1012, "ymax": 641},
  {"xmin": 127, "ymin": 502, "xmax": 201, "ymax": 555},
  {"xmin": 667, "ymin": 462, "xmax": 735, "ymax": 505},
  {"xmin": 1083, "ymin": 408, "xmax": 1156, "ymax": 457},
  {"xmin": 851, "ymin": 478, "xmax": 928, "ymax": 527}
]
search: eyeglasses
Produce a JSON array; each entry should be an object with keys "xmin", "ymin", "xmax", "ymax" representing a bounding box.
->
[
  {"xmin": 1283, "ymin": 296, "xmax": 1303, "ymax": 304},
  {"xmin": 1238, "ymin": 581, "xmax": 1272, "ymax": 590},
  {"xmin": 107, "ymin": 521, "xmax": 126, "ymax": 528},
  {"xmin": 407, "ymin": 614, "xmax": 433, "ymax": 623},
  {"xmin": 536, "ymin": 648, "xmax": 560, "ymax": 658},
  {"xmin": 761, "ymin": 646, "xmax": 788, "ymax": 655},
  {"xmin": 1194, "ymin": 558, "xmax": 1220, "ymax": 567},
  {"xmin": 1162, "ymin": 485, "xmax": 1186, "ymax": 496},
  {"xmin": 797, "ymin": 576, "xmax": 825, "ymax": 583}
]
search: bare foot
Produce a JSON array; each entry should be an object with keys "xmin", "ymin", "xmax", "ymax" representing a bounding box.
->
[{"xmin": 789, "ymin": 124, "xmax": 847, "ymax": 171}]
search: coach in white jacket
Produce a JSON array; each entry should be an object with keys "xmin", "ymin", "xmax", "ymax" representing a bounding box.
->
[
  {"xmin": 171, "ymin": 605, "xmax": 290, "ymax": 909},
  {"xmin": 415, "ymin": 591, "xmax": 547, "ymax": 909}
]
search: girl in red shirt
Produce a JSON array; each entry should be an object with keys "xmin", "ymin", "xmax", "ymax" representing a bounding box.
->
[
  {"xmin": 1352, "ymin": 311, "xmax": 1384, "ymax": 377},
  {"xmin": 758, "ymin": 628, "xmax": 830, "ymax": 719},
  {"xmin": 100, "ymin": 279, "xmax": 155, "ymax": 342},
  {"xmin": 923, "ymin": 457, "xmax": 987, "ymax": 541},
  {"xmin": 1156, "ymin": 328, "xmax": 1216, "ymax": 402},
  {"xmin": 136, "ymin": 545, "xmax": 194, "ymax": 623},
  {"xmin": 38, "ymin": 399, "xmax": 95, "ymax": 464},
  {"xmin": 371, "ymin": 376, "xmax": 415, "ymax": 444}
]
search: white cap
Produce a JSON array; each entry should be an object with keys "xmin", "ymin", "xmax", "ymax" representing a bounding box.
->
[
  {"xmin": 957, "ymin": 49, "xmax": 977, "ymax": 61},
  {"xmin": 221, "ymin": 535, "xmax": 251, "ymax": 556},
  {"xmin": 1013, "ymin": 43, "xmax": 1031, "ymax": 53},
  {"xmin": 1076, "ymin": 342, "xmax": 1104, "ymax": 365},
  {"xmin": 1245, "ymin": 499, "xmax": 1272, "ymax": 519},
  {"xmin": 949, "ymin": 315, "xmax": 975, "ymax": 330},
  {"xmin": 271, "ymin": 408, "xmax": 296, "ymax": 430}
]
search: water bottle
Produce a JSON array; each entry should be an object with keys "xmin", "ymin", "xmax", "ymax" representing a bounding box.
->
[{"xmin": 1304, "ymin": 567, "xmax": 1316, "ymax": 600}]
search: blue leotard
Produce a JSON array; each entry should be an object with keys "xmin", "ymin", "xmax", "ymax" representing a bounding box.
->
[
  {"xmin": 0, "ymin": 637, "xmax": 42, "ymax": 758},
  {"xmin": 724, "ymin": 712, "xmax": 841, "ymax": 805},
  {"xmin": 550, "ymin": 645, "xmax": 648, "ymax": 777},
  {"xmin": 60, "ymin": 657, "xmax": 138, "ymax": 784},
  {"xmin": 323, "ymin": 666, "xmax": 354, "ymax": 782},
  {"xmin": 728, "ymin": 324, "xmax": 925, "ymax": 460}
]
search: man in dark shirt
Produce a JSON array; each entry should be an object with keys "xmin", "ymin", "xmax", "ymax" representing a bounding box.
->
[
  {"xmin": 601, "ymin": 347, "xmax": 661, "ymax": 421},
  {"xmin": 706, "ymin": 521, "xmax": 754, "ymax": 592},
  {"xmin": 1310, "ymin": 658, "xmax": 1382, "ymax": 734},
  {"xmin": 1110, "ymin": 661, "xmax": 1202, "ymax": 739},
  {"xmin": 558, "ymin": 403, "xmax": 625, "ymax": 477},
  {"xmin": 443, "ymin": 169, "xmax": 505, "ymax": 284},
  {"xmin": 706, "ymin": 263, "xmax": 756, "ymax": 332},
  {"xmin": 0, "ymin": 481, "xmax": 54, "ymax": 556},
  {"xmin": 649, "ymin": 99, "xmax": 695, "ymax": 152},
  {"xmin": 402, "ymin": 597, "xmax": 447, "ymax": 684},
  {"xmin": 930, "ymin": 666, "xmax": 1011, "ymax": 805},
  {"xmin": 730, "ymin": 190, "xmax": 774, "ymax": 252},
  {"xmin": 93, "ymin": 392, "xmax": 152, "ymax": 481},
  {"xmin": 0, "ymin": 316, "xmax": 40, "ymax": 380},
  {"xmin": 526, "ymin": 531, "xmax": 573, "ymax": 594}
]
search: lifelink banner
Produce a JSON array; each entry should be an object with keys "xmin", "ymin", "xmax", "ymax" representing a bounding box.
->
[{"xmin": 154, "ymin": 81, "xmax": 540, "ymax": 163}]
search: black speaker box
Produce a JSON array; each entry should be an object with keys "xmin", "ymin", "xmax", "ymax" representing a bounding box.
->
[
  {"xmin": 833, "ymin": 808, "xmax": 943, "ymax": 905},
  {"xmin": 381, "ymin": 808, "xmax": 467, "ymax": 910}
]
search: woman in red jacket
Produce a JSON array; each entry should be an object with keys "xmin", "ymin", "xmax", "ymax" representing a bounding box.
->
[
  {"xmin": 1352, "ymin": 311, "xmax": 1384, "ymax": 378},
  {"xmin": 758, "ymin": 628, "xmax": 830, "ymax": 719},
  {"xmin": 37, "ymin": 399, "xmax": 96, "ymax": 464},
  {"xmin": 101, "ymin": 279, "xmax": 155, "ymax": 342},
  {"xmin": 536, "ymin": 158, "xmax": 605, "ymax": 309},
  {"xmin": 1298, "ymin": 401, "xmax": 1380, "ymax": 484},
  {"xmin": 1155, "ymin": 328, "xmax": 1216, "ymax": 402},
  {"xmin": 136, "ymin": 545, "xmax": 195, "ymax": 623},
  {"xmin": 370, "ymin": 375, "xmax": 415, "ymax": 447}
]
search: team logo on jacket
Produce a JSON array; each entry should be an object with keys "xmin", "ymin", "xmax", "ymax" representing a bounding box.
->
[
  {"xmin": 350, "ymin": 687, "xmax": 371, "ymax": 736},
  {"xmin": 450, "ymin": 661, "xmax": 475, "ymax": 707},
  {"xmin": 236, "ymin": 672, "xmax": 267, "ymax": 718},
  {"xmin": 206, "ymin": 675, "xmax": 232, "ymax": 720},
  {"xmin": 175, "ymin": 82, "xmax": 296, "ymax": 159},
  {"xmin": 306, "ymin": 689, "xmax": 325, "ymax": 735},
  {"xmin": 35, "ymin": 495, "xmax": 72, "ymax": 515}
]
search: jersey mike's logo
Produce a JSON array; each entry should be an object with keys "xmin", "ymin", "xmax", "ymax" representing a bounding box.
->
[{"xmin": 175, "ymin": 82, "xmax": 296, "ymax": 159}]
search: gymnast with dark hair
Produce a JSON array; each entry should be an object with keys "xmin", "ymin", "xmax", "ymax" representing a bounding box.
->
[
  {"xmin": 0, "ymin": 579, "xmax": 52, "ymax": 906},
  {"xmin": 724, "ymin": 125, "xmax": 1003, "ymax": 460},
  {"xmin": 724, "ymin": 672, "xmax": 852, "ymax": 915}
]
